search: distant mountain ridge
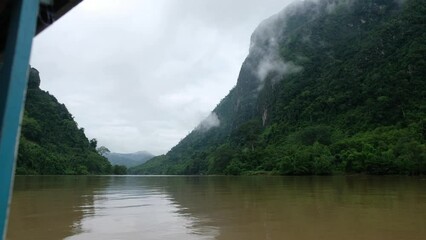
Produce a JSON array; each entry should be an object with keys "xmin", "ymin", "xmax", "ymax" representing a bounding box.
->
[{"xmin": 106, "ymin": 151, "xmax": 154, "ymax": 168}]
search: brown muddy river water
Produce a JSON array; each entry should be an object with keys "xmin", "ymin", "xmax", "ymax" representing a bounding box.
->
[{"xmin": 6, "ymin": 176, "xmax": 426, "ymax": 240}]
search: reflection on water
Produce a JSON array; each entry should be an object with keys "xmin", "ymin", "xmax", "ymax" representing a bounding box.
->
[
  {"xmin": 7, "ymin": 176, "xmax": 217, "ymax": 240},
  {"xmin": 66, "ymin": 177, "xmax": 217, "ymax": 240},
  {"xmin": 7, "ymin": 176, "xmax": 426, "ymax": 240}
]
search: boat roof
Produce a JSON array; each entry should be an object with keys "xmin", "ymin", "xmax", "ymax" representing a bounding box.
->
[{"xmin": 0, "ymin": 0, "xmax": 82, "ymax": 59}]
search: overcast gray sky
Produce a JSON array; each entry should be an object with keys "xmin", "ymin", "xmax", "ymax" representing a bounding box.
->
[{"xmin": 30, "ymin": 0, "xmax": 294, "ymax": 155}]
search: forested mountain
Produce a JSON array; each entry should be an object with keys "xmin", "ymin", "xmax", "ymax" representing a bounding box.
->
[
  {"xmin": 16, "ymin": 68, "xmax": 112, "ymax": 175},
  {"xmin": 131, "ymin": 0, "xmax": 425, "ymax": 176},
  {"xmin": 105, "ymin": 151, "xmax": 154, "ymax": 168}
]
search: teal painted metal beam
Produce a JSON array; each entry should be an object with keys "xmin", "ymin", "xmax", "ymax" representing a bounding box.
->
[{"xmin": 0, "ymin": 0, "xmax": 39, "ymax": 238}]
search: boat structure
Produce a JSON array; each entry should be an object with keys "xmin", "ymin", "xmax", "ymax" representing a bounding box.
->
[{"xmin": 0, "ymin": 1, "xmax": 83, "ymax": 238}]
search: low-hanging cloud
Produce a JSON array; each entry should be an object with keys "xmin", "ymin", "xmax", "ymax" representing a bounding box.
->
[
  {"xmin": 255, "ymin": 48, "xmax": 303, "ymax": 85},
  {"xmin": 248, "ymin": 0, "xmax": 403, "ymax": 89},
  {"xmin": 247, "ymin": 1, "xmax": 310, "ymax": 89},
  {"xmin": 196, "ymin": 112, "xmax": 220, "ymax": 132}
]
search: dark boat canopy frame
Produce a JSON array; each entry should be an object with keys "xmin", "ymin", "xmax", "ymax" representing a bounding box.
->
[
  {"xmin": 0, "ymin": 0, "xmax": 82, "ymax": 58},
  {"xmin": 0, "ymin": 0, "xmax": 82, "ymax": 238}
]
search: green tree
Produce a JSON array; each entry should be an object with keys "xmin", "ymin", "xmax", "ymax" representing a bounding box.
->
[{"xmin": 97, "ymin": 146, "xmax": 110, "ymax": 156}]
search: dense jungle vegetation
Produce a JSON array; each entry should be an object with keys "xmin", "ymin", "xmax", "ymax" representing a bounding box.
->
[
  {"xmin": 16, "ymin": 68, "xmax": 117, "ymax": 175},
  {"xmin": 130, "ymin": 0, "xmax": 426, "ymax": 175}
]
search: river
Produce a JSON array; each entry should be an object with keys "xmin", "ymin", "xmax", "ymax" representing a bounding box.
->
[{"xmin": 6, "ymin": 176, "xmax": 426, "ymax": 240}]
